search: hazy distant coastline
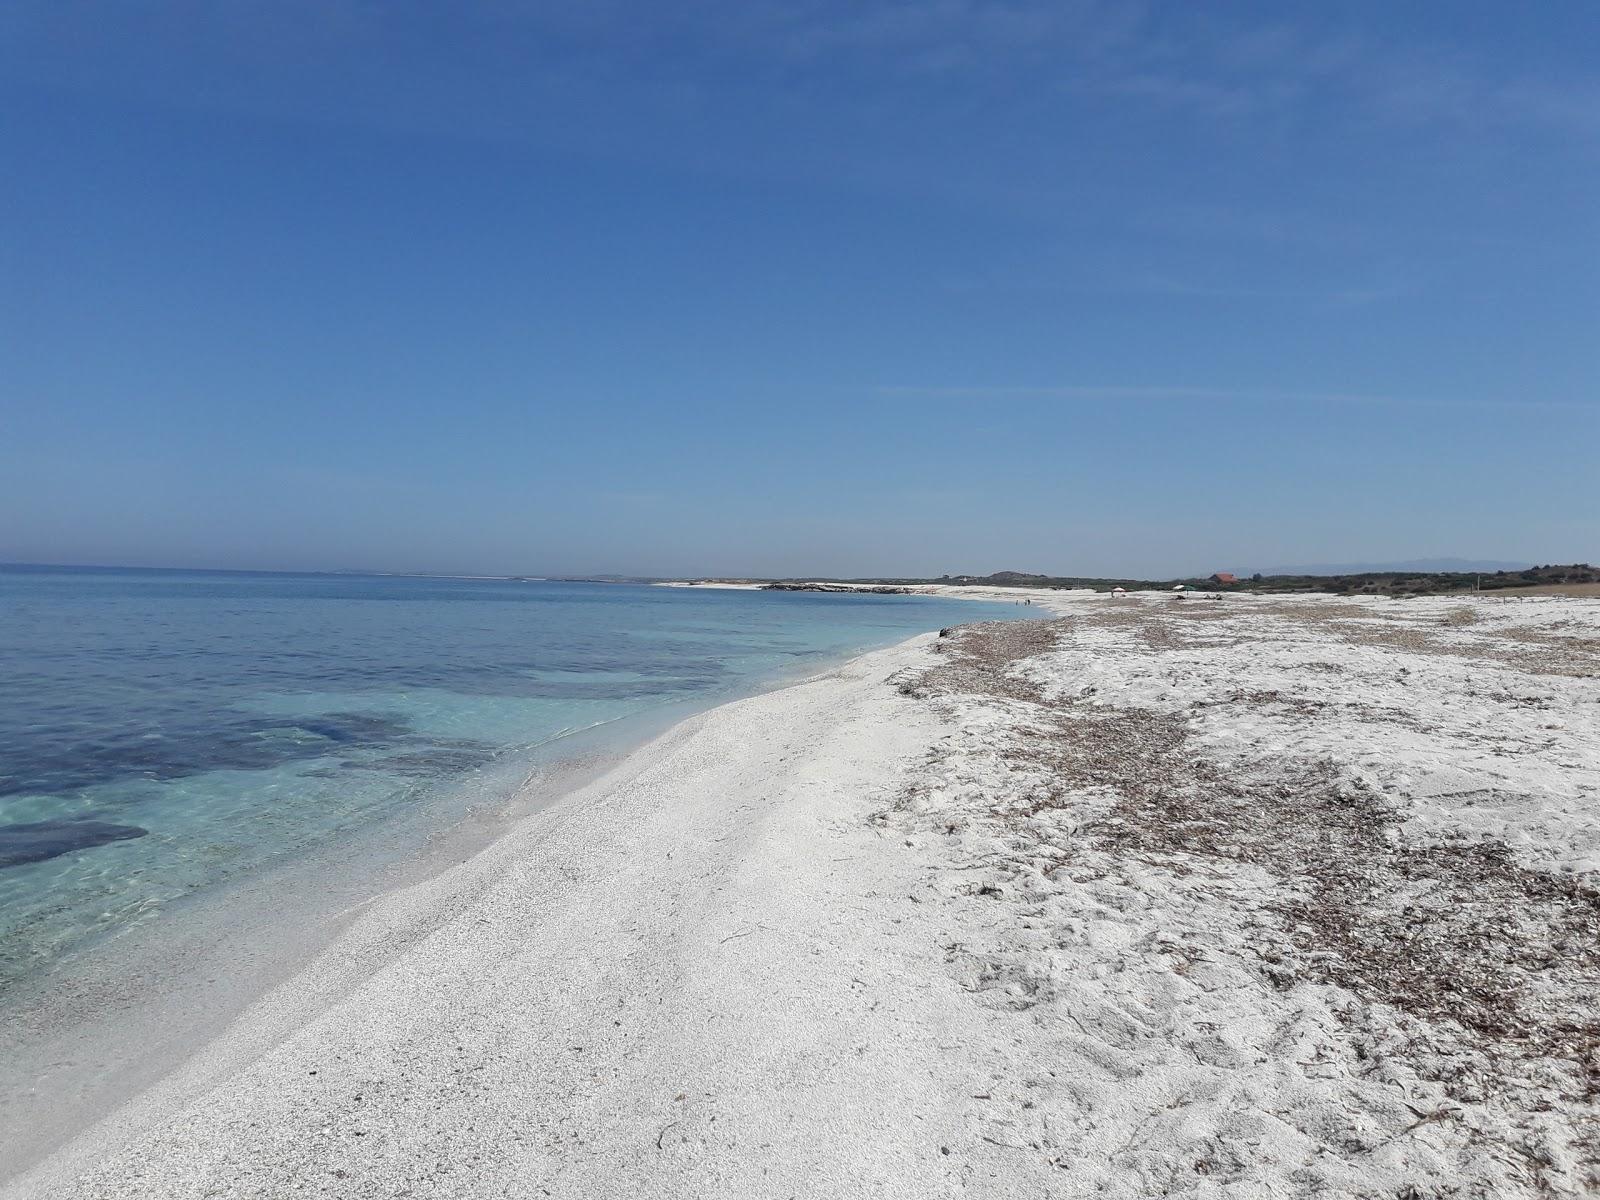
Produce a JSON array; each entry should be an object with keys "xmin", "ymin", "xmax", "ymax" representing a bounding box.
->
[{"xmin": 658, "ymin": 561, "xmax": 1599, "ymax": 598}]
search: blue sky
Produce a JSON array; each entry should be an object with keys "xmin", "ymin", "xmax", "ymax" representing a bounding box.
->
[{"xmin": 3, "ymin": 2, "xmax": 1596, "ymax": 577}]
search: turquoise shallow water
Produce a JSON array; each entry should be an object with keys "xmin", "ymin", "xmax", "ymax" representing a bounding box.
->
[{"xmin": 0, "ymin": 566, "xmax": 1026, "ymax": 989}]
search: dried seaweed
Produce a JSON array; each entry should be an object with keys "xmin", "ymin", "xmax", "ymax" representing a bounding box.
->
[{"xmin": 898, "ymin": 609, "xmax": 1600, "ymax": 1178}]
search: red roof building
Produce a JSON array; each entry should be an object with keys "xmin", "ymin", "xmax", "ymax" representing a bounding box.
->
[{"xmin": 1210, "ymin": 572, "xmax": 1238, "ymax": 585}]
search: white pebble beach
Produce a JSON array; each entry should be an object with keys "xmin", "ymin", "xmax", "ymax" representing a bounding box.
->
[{"xmin": 10, "ymin": 587, "xmax": 1599, "ymax": 1199}]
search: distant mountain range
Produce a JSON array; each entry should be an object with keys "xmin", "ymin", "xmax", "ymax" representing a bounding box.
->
[{"xmin": 1238, "ymin": 558, "xmax": 1533, "ymax": 577}]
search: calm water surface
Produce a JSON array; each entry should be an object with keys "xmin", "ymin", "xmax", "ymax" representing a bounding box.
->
[{"xmin": 0, "ymin": 567, "xmax": 1026, "ymax": 989}]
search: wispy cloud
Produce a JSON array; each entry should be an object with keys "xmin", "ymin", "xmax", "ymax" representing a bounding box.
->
[
  {"xmin": 680, "ymin": 3, "xmax": 1600, "ymax": 140},
  {"xmin": 1068, "ymin": 273, "xmax": 1411, "ymax": 307},
  {"xmin": 871, "ymin": 385, "xmax": 1596, "ymax": 411},
  {"xmin": 17, "ymin": 2, "xmax": 1593, "ymax": 139}
]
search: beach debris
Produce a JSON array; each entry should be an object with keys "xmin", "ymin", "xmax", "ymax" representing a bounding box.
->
[{"xmin": 889, "ymin": 599, "xmax": 1600, "ymax": 1195}]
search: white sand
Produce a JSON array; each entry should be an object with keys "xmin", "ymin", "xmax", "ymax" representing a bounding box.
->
[
  {"xmin": 11, "ymin": 590, "xmax": 1598, "ymax": 1198},
  {"xmin": 653, "ymin": 580, "xmax": 770, "ymax": 589}
]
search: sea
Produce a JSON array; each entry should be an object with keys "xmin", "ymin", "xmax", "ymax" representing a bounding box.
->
[{"xmin": 0, "ymin": 565, "xmax": 1029, "ymax": 996}]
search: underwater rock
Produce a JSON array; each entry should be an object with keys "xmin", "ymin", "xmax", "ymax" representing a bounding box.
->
[{"xmin": 0, "ymin": 819, "xmax": 148, "ymax": 869}]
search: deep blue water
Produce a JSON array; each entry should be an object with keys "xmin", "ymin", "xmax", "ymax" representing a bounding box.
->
[{"xmin": 0, "ymin": 566, "xmax": 1024, "ymax": 987}]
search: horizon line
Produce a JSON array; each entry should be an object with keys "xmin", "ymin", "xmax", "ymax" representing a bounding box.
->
[{"xmin": 3, "ymin": 559, "xmax": 1577, "ymax": 584}]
